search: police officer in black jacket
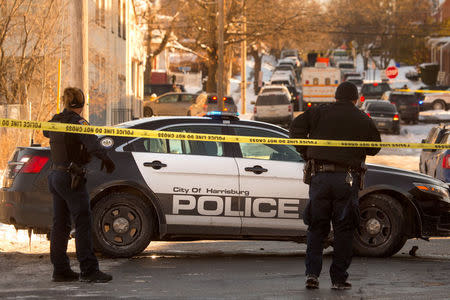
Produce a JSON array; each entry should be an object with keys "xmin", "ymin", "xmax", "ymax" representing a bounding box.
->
[
  {"xmin": 44, "ymin": 87, "xmax": 115, "ymax": 283},
  {"xmin": 290, "ymin": 82, "xmax": 381, "ymax": 290}
]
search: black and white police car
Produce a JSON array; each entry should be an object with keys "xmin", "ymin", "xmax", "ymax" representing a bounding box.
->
[{"xmin": 1, "ymin": 112, "xmax": 450, "ymax": 257}]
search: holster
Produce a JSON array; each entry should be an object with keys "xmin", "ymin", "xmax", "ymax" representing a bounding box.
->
[
  {"xmin": 68, "ymin": 162, "xmax": 86, "ymax": 190},
  {"xmin": 303, "ymin": 159, "xmax": 315, "ymax": 185}
]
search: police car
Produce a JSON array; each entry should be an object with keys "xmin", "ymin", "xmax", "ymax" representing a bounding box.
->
[{"xmin": 1, "ymin": 112, "xmax": 450, "ymax": 258}]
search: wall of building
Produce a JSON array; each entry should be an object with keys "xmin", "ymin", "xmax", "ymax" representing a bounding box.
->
[{"xmin": 62, "ymin": 0, "xmax": 145, "ymax": 126}]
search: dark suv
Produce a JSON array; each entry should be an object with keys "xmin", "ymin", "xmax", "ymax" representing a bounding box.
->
[
  {"xmin": 358, "ymin": 82, "xmax": 391, "ymax": 107},
  {"xmin": 388, "ymin": 92, "xmax": 420, "ymax": 124}
]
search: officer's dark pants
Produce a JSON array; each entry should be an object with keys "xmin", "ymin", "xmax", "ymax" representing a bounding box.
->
[
  {"xmin": 304, "ymin": 172, "xmax": 360, "ymax": 284},
  {"xmin": 48, "ymin": 170, "xmax": 99, "ymax": 275}
]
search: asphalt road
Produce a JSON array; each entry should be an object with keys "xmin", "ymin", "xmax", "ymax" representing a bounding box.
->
[{"xmin": 0, "ymin": 238, "xmax": 449, "ymax": 299}]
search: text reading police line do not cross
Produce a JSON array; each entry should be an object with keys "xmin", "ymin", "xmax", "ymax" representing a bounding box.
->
[{"xmin": 1, "ymin": 117, "xmax": 449, "ymax": 150}]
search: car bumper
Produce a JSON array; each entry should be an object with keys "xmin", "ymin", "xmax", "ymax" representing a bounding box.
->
[
  {"xmin": 371, "ymin": 118, "xmax": 399, "ymax": 132},
  {"xmin": 0, "ymin": 189, "xmax": 52, "ymax": 231},
  {"xmin": 421, "ymin": 211, "xmax": 450, "ymax": 237}
]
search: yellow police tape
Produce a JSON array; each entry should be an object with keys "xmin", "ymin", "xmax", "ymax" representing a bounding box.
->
[
  {"xmin": 395, "ymin": 89, "xmax": 450, "ymax": 94},
  {"xmin": 1, "ymin": 117, "xmax": 449, "ymax": 149}
]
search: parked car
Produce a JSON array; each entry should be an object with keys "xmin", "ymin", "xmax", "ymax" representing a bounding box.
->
[
  {"xmin": 189, "ymin": 93, "xmax": 237, "ymax": 116},
  {"xmin": 420, "ymin": 124, "xmax": 449, "ymax": 175},
  {"xmin": 259, "ymin": 85, "xmax": 291, "ymax": 99},
  {"xmin": 270, "ymin": 73, "xmax": 296, "ymax": 87},
  {"xmin": 364, "ymin": 101, "xmax": 400, "ymax": 134},
  {"xmin": 345, "ymin": 76, "xmax": 363, "ymax": 87},
  {"xmin": 388, "ymin": 92, "xmax": 420, "ymax": 124},
  {"xmin": 432, "ymin": 131, "xmax": 450, "ymax": 182},
  {"xmin": 421, "ymin": 89, "xmax": 450, "ymax": 111},
  {"xmin": 143, "ymin": 84, "xmax": 186, "ymax": 100},
  {"xmin": 360, "ymin": 99, "xmax": 384, "ymax": 111},
  {"xmin": 252, "ymin": 93, "xmax": 293, "ymax": 127},
  {"xmin": 358, "ymin": 82, "xmax": 392, "ymax": 107},
  {"xmin": 342, "ymin": 72, "xmax": 362, "ymax": 82},
  {"xmin": 143, "ymin": 92, "xmax": 197, "ymax": 117}
]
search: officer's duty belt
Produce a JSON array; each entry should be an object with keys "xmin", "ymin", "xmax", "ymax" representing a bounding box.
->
[
  {"xmin": 315, "ymin": 163, "xmax": 356, "ymax": 173},
  {"xmin": 52, "ymin": 165, "xmax": 69, "ymax": 172}
]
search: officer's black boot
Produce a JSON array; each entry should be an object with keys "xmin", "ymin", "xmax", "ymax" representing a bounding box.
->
[
  {"xmin": 80, "ymin": 270, "xmax": 113, "ymax": 283},
  {"xmin": 52, "ymin": 269, "xmax": 80, "ymax": 282}
]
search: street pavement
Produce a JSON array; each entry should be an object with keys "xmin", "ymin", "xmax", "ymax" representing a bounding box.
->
[{"xmin": 0, "ymin": 238, "xmax": 449, "ymax": 299}]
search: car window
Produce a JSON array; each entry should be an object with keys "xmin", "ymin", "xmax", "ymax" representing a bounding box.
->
[
  {"xmin": 124, "ymin": 125, "xmax": 224, "ymax": 157},
  {"xmin": 425, "ymin": 127, "xmax": 440, "ymax": 143},
  {"xmin": 158, "ymin": 94, "xmax": 178, "ymax": 103},
  {"xmin": 181, "ymin": 94, "xmax": 195, "ymax": 102},
  {"xmin": 232, "ymin": 126, "xmax": 302, "ymax": 162},
  {"xmin": 256, "ymin": 94, "xmax": 290, "ymax": 105},
  {"xmin": 366, "ymin": 103, "xmax": 396, "ymax": 112},
  {"xmin": 441, "ymin": 133, "xmax": 450, "ymax": 144},
  {"xmin": 262, "ymin": 88, "xmax": 283, "ymax": 94}
]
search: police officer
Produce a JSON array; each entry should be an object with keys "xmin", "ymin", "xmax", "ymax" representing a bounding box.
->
[
  {"xmin": 289, "ymin": 81, "xmax": 381, "ymax": 290},
  {"xmin": 44, "ymin": 87, "xmax": 115, "ymax": 282}
]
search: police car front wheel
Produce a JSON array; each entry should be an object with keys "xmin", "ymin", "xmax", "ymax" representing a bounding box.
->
[
  {"xmin": 353, "ymin": 194, "xmax": 407, "ymax": 257},
  {"xmin": 92, "ymin": 193, "xmax": 155, "ymax": 258}
]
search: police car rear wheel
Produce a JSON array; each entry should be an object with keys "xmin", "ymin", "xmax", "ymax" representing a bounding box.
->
[
  {"xmin": 92, "ymin": 193, "xmax": 154, "ymax": 258},
  {"xmin": 353, "ymin": 194, "xmax": 407, "ymax": 257}
]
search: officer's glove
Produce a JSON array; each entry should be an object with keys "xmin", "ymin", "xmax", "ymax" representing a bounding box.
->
[{"xmin": 101, "ymin": 157, "xmax": 116, "ymax": 173}]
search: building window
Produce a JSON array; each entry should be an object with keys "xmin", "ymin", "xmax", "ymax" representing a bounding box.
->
[
  {"xmin": 131, "ymin": 60, "xmax": 136, "ymax": 96},
  {"xmin": 118, "ymin": 0, "xmax": 121, "ymax": 37},
  {"xmin": 122, "ymin": 1, "xmax": 126, "ymax": 40},
  {"xmin": 96, "ymin": 0, "xmax": 106, "ymax": 28},
  {"xmin": 111, "ymin": 0, "xmax": 114, "ymax": 33}
]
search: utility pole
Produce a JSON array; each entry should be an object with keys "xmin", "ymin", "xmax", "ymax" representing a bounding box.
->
[
  {"xmin": 217, "ymin": 0, "xmax": 224, "ymax": 112},
  {"xmin": 72, "ymin": 0, "xmax": 89, "ymax": 121},
  {"xmin": 240, "ymin": 0, "xmax": 246, "ymax": 115}
]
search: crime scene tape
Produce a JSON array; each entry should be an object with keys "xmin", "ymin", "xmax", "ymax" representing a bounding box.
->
[
  {"xmin": 395, "ymin": 89, "xmax": 450, "ymax": 94},
  {"xmin": 1, "ymin": 117, "xmax": 449, "ymax": 149}
]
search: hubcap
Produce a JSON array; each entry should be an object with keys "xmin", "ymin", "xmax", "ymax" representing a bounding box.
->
[
  {"xmin": 100, "ymin": 205, "xmax": 142, "ymax": 246},
  {"xmin": 357, "ymin": 206, "xmax": 392, "ymax": 247},
  {"xmin": 113, "ymin": 217, "xmax": 130, "ymax": 234},
  {"xmin": 366, "ymin": 218, "xmax": 381, "ymax": 235}
]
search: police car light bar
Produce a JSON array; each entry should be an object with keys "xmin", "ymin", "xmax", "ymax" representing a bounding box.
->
[{"xmin": 205, "ymin": 111, "xmax": 240, "ymax": 120}]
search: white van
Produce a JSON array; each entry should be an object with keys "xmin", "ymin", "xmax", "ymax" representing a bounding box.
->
[{"xmin": 301, "ymin": 65, "xmax": 341, "ymax": 108}]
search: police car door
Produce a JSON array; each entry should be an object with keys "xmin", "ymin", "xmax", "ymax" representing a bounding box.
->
[
  {"xmin": 230, "ymin": 125, "xmax": 309, "ymax": 237},
  {"xmin": 130, "ymin": 124, "xmax": 241, "ymax": 236}
]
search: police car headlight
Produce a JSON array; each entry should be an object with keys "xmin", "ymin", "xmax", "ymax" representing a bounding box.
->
[{"xmin": 414, "ymin": 183, "xmax": 450, "ymax": 203}]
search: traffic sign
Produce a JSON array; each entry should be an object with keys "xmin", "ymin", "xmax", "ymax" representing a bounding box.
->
[{"xmin": 385, "ymin": 66, "xmax": 398, "ymax": 79}]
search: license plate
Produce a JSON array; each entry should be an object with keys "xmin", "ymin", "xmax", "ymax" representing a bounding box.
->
[
  {"xmin": 377, "ymin": 122, "xmax": 386, "ymax": 126},
  {"xmin": 400, "ymin": 105, "xmax": 407, "ymax": 109}
]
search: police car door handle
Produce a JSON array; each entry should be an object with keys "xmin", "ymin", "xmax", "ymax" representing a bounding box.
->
[
  {"xmin": 245, "ymin": 165, "xmax": 268, "ymax": 174},
  {"xmin": 144, "ymin": 160, "xmax": 167, "ymax": 169}
]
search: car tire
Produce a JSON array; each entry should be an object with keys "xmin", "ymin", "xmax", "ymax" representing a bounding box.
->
[
  {"xmin": 92, "ymin": 193, "xmax": 154, "ymax": 258},
  {"xmin": 353, "ymin": 194, "xmax": 407, "ymax": 257},
  {"xmin": 144, "ymin": 107, "xmax": 153, "ymax": 117},
  {"xmin": 432, "ymin": 100, "xmax": 446, "ymax": 111}
]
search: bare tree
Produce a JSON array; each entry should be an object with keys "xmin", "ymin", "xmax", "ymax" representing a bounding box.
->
[{"xmin": 0, "ymin": 0, "xmax": 65, "ymax": 167}]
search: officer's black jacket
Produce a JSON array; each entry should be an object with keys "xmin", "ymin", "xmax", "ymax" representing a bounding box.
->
[
  {"xmin": 43, "ymin": 109, "xmax": 109, "ymax": 166},
  {"xmin": 289, "ymin": 101, "xmax": 381, "ymax": 168}
]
